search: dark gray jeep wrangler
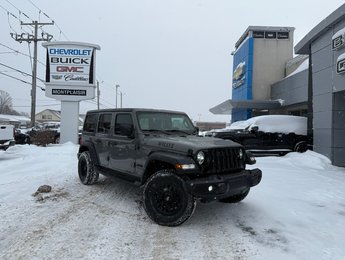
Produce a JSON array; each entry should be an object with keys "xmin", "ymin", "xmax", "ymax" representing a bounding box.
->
[{"xmin": 78, "ymin": 108, "xmax": 262, "ymax": 226}]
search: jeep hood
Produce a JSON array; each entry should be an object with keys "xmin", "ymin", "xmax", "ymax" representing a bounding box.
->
[{"xmin": 143, "ymin": 134, "xmax": 242, "ymax": 154}]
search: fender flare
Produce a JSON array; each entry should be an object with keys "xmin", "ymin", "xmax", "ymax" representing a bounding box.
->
[
  {"xmin": 141, "ymin": 151, "xmax": 197, "ymax": 184},
  {"xmin": 78, "ymin": 141, "xmax": 100, "ymax": 165}
]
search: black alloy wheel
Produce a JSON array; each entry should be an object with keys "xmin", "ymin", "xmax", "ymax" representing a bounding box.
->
[{"xmin": 143, "ymin": 169, "xmax": 196, "ymax": 226}]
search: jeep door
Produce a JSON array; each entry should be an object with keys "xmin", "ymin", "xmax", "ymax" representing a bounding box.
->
[
  {"xmin": 94, "ymin": 113, "xmax": 113, "ymax": 167},
  {"xmin": 109, "ymin": 113, "xmax": 137, "ymax": 177}
]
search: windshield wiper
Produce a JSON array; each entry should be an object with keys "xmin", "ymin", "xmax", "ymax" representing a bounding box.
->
[
  {"xmin": 143, "ymin": 129, "xmax": 170, "ymax": 135},
  {"xmin": 166, "ymin": 129, "xmax": 191, "ymax": 135}
]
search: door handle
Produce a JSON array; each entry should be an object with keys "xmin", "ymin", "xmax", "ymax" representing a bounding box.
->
[{"xmin": 109, "ymin": 141, "xmax": 117, "ymax": 146}]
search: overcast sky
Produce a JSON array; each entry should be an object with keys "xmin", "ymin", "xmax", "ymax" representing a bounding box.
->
[{"xmin": 0, "ymin": 0, "xmax": 344, "ymax": 122}]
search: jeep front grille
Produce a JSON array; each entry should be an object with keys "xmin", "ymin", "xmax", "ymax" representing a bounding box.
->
[{"xmin": 201, "ymin": 148, "xmax": 244, "ymax": 174}]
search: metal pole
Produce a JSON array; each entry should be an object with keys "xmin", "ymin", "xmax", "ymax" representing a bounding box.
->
[
  {"xmin": 31, "ymin": 21, "xmax": 38, "ymax": 128},
  {"xmin": 97, "ymin": 80, "xmax": 100, "ymax": 110},
  {"xmin": 120, "ymin": 92, "xmax": 123, "ymax": 108},
  {"xmin": 115, "ymin": 84, "xmax": 120, "ymax": 108}
]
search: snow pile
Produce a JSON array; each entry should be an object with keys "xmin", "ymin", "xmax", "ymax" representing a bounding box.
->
[{"xmin": 284, "ymin": 150, "xmax": 333, "ymax": 170}]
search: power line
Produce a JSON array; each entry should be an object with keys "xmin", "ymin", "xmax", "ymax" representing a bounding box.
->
[
  {"xmin": 0, "ymin": 3, "xmax": 31, "ymax": 34},
  {"xmin": 0, "ymin": 71, "xmax": 45, "ymax": 90},
  {"xmin": 99, "ymin": 97, "xmax": 115, "ymax": 108},
  {"xmin": 0, "ymin": 42, "xmax": 45, "ymax": 66},
  {"xmin": 83, "ymin": 99, "xmax": 111, "ymax": 109},
  {"xmin": 0, "ymin": 51, "xmax": 17, "ymax": 54},
  {"xmin": 4, "ymin": 0, "xmax": 32, "ymax": 21},
  {"xmin": 0, "ymin": 62, "xmax": 44, "ymax": 82},
  {"xmin": 13, "ymin": 103, "xmax": 60, "ymax": 108},
  {"xmin": 26, "ymin": 0, "xmax": 70, "ymax": 41}
]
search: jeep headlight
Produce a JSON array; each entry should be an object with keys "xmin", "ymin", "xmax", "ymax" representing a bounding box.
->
[{"xmin": 196, "ymin": 151, "xmax": 205, "ymax": 165}]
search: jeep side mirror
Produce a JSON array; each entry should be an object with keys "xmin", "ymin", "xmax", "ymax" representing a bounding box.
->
[
  {"xmin": 194, "ymin": 127, "xmax": 199, "ymax": 135},
  {"xmin": 250, "ymin": 126, "xmax": 259, "ymax": 133}
]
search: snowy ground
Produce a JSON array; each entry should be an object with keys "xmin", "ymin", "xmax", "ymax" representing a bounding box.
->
[{"xmin": 0, "ymin": 144, "xmax": 344, "ymax": 260}]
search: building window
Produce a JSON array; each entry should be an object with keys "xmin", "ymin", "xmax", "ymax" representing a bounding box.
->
[
  {"xmin": 253, "ymin": 31, "xmax": 264, "ymax": 38},
  {"xmin": 277, "ymin": 32, "xmax": 289, "ymax": 39},
  {"xmin": 265, "ymin": 31, "xmax": 277, "ymax": 39}
]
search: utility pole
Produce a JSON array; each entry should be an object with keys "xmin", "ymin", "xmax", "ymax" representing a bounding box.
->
[
  {"xmin": 11, "ymin": 21, "xmax": 54, "ymax": 127},
  {"xmin": 97, "ymin": 80, "xmax": 100, "ymax": 110},
  {"xmin": 115, "ymin": 84, "xmax": 120, "ymax": 108}
]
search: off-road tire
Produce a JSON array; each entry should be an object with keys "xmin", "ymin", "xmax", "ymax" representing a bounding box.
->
[
  {"xmin": 54, "ymin": 136, "xmax": 60, "ymax": 144},
  {"xmin": 78, "ymin": 151, "xmax": 99, "ymax": 185},
  {"xmin": 143, "ymin": 169, "xmax": 196, "ymax": 226},
  {"xmin": 219, "ymin": 188, "xmax": 250, "ymax": 203}
]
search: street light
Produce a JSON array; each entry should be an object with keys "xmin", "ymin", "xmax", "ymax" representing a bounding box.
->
[
  {"xmin": 115, "ymin": 84, "xmax": 120, "ymax": 108},
  {"xmin": 119, "ymin": 91, "xmax": 125, "ymax": 108}
]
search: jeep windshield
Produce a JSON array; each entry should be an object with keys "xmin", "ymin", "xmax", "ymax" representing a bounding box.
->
[{"xmin": 137, "ymin": 111, "xmax": 196, "ymax": 135}]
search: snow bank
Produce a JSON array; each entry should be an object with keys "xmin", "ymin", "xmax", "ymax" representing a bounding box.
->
[{"xmin": 284, "ymin": 150, "xmax": 333, "ymax": 170}]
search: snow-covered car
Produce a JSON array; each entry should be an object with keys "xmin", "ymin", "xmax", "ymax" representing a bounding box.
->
[
  {"xmin": 211, "ymin": 115, "xmax": 312, "ymax": 156},
  {"xmin": 14, "ymin": 129, "xmax": 31, "ymax": 144}
]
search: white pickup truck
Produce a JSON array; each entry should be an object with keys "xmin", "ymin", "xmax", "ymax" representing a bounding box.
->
[{"xmin": 0, "ymin": 124, "xmax": 15, "ymax": 150}]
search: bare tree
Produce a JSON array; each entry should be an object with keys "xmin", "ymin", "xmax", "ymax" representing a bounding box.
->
[{"xmin": 0, "ymin": 90, "xmax": 13, "ymax": 114}]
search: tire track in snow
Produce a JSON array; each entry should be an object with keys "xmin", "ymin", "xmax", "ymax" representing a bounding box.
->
[{"xmin": 1, "ymin": 176, "xmax": 143, "ymax": 259}]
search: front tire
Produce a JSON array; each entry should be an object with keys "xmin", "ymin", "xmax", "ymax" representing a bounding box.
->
[
  {"xmin": 143, "ymin": 170, "xmax": 196, "ymax": 226},
  {"xmin": 219, "ymin": 188, "xmax": 250, "ymax": 203},
  {"xmin": 78, "ymin": 151, "xmax": 99, "ymax": 185}
]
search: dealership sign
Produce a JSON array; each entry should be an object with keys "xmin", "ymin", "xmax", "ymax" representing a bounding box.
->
[
  {"xmin": 42, "ymin": 41, "xmax": 100, "ymax": 101},
  {"xmin": 332, "ymin": 29, "xmax": 345, "ymax": 75},
  {"xmin": 232, "ymin": 61, "xmax": 246, "ymax": 89},
  {"xmin": 336, "ymin": 53, "xmax": 345, "ymax": 74},
  {"xmin": 332, "ymin": 28, "xmax": 345, "ymax": 50}
]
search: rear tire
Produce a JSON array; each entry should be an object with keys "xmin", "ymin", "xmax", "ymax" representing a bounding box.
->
[
  {"xmin": 78, "ymin": 151, "xmax": 99, "ymax": 185},
  {"xmin": 294, "ymin": 141, "xmax": 307, "ymax": 153},
  {"xmin": 143, "ymin": 169, "xmax": 196, "ymax": 226},
  {"xmin": 219, "ymin": 188, "xmax": 250, "ymax": 203}
]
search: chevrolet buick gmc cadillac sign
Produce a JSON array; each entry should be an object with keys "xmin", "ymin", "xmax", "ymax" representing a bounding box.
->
[
  {"xmin": 42, "ymin": 42, "xmax": 100, "ymax": 101},
  {"xmin": 46, "ymin": 46, "xmax": 94, "ymax": 85},
  {"xmin": 332, "ymin": 29, "xmax": 345, "ymax": 75},
  {"xmin": 332, "ymin": 28, "xmax": 345, "ymax": 50}
]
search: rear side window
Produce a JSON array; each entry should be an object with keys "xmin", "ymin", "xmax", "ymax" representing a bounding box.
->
[
  {"xmin": 114, "ymin": 114, "xmax": 133, "ymax": 136},
  {"xmin": 83, "ymin": 114, "xmax": 98, "ymax": 133},
  {"xmin": 97, "ymin": 113, "xmax": 112, "ymax": 134}
]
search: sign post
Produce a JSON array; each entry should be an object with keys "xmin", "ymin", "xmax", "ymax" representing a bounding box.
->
[{"xmin": 42, "ymin": 41, "xmax": 101, "ymax": 144}]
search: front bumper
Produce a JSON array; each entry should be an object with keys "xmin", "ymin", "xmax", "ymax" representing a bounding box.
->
[
  {"xmin": 186, "ymin": 168, "xmax": 262, "ymax": 202},
  {"xmin": 0, "ymin": 140, "xmax": 15, "ymax": 150}
]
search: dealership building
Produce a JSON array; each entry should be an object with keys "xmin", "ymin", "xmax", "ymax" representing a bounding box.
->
[{"xmin": 210, "ymin": 4, "xmax": 345, "ymax": 167}]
